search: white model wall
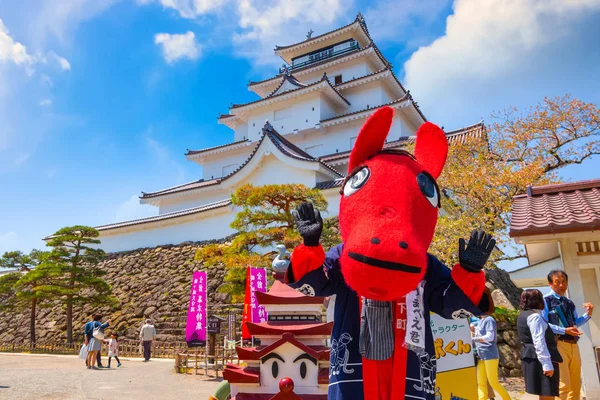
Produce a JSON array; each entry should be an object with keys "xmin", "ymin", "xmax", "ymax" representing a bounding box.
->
[
  {"xmin": 343, "ymin": 83, "xmax": 390, "ymax": 113},
  {"xmin": 300, "ymin": 57, "xmax": 372, "ymax": 85},
  {"xmin": 242, "ymin": 154, "xmax": 317, "ymax": 188},
  {"xmin": 244, "ymin": 94, "xmax": 322, "ymax": 141},
  {"xmin": 159, "ymin": 189, "xmax": 231, "ymax": 214},
  {"xmin": 201, "ymin": 149, "xmax": 254, "ymax": 181},
  {"xmin": 98, "ymin": 210, "xmax": 237, "ymax": 253}
]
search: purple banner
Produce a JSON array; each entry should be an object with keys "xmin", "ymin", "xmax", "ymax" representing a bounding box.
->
[
  {"xmin": 185, "ymin": 271, "xmax": 207, "ymax": 342},
  {"xmin": 249, "ymin": 267, "xmax": 268, "ymax": 323}
]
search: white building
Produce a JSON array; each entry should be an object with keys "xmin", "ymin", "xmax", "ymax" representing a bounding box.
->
[
  {"xmin": 509, "ymin": 179, "xmax": 600, "ymax": 398},
  {"xmin": 90, "ymin": 14, "xmax": 482, "ymax": 253}
]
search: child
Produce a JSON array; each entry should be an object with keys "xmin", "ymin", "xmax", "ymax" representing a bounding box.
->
[{"xmin": 104, "ymin": 333, "xmax": 121, "ymax": 368}]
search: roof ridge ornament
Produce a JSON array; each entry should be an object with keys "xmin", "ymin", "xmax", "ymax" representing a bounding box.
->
[
  {"xmin": 263, "ymin": 120, "xmax": 275, "ymax": 133},
  {"xmin": 306, "ymin": 29, "xmax": 314, "ymax": 39}
]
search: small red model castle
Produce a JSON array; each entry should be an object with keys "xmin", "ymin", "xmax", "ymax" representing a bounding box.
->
[{"xmin": 224, "ymin": 281, "xmax": 332, "ymax": 400}]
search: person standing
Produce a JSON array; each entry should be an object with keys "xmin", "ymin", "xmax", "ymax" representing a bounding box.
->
[
  {"xmin": 104, "ymin": 333, "xmax": 121, "ymax": 368},
  {"xmin": 84, "ymin": 315, "xmax": 105, "ymax": 368},
  {"xmin": 139, "ymin": 319, "xmax": 156, "ymax": 361},
  {"xmin": 543, "ymin": 270, "xmax": 594, "ymax": 400},
  {"xmin": 518, "ymin": 289, "xmax": 562, "ymax": 400},
  {"xmin": 85, "ymin": 314, "xmax": 109, "ymax": 370},
  {"xmin": 471, "ymin": 314, "xmax": 512, "ymax": 400}
]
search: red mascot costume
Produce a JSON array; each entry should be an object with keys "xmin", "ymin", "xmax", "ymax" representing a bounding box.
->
[{"xmin": 286, "ymin": 106, "xmax": 494, "ymax": 400}]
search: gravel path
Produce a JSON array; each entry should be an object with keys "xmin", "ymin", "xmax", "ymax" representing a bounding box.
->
[{"xmin": 0, "ymin": 353, "xmax": 221, "ymax": 400}]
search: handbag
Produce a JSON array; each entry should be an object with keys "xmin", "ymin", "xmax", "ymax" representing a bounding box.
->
[
  {"xmin": 79, "ymin": 343, "xmax": 89, "ymax": 360},
  {"xmin": 93, "ymin": 326, "xmax": 105, "ymax": 340}
]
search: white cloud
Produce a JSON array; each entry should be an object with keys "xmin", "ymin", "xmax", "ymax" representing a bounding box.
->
[
  {"xmin": 233, "ymin": 0, "xmax": 347, "ymax": 66},
  {"xmin": 365, "ymin": 0, "xmax": 450, "ymax": 43},
  {"xmin": 40, "ymin": 98, "xmax": 52, "ymax": 106},
  {"xmin": 155, "ymin": 0, "xmax": 228, "ymax": 18},
  {"xmin": 0, "ymin": 18, "xmax": 35, "ymax": 70},
  {"xmin": 0, "ymin": 232, "xmax": 19, "ymax": 255},
  {"xmin": 115, "ymin": 194, "xmax": 156, "ymax": 222},
  {"xmin": 403, "ymin": 0, "xmax": 600, "ymax": 128},
  {"xmin": 154, "ymin": 31, "xmax": 202, "ymax": 63},
  {"xmin": 53, "ymin": 53, "xmax": 71, "ymax": 71}
]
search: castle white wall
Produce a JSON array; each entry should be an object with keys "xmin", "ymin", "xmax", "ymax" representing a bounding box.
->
[
  {"xmin": 301, "ymin": 57, "xmax": 372, "ymax": 85},
  {"xmin": 201, "ymin": 148, "xmax": 254, "ymax": 181},
  {"xmin": 98, "ymin": 210, "xmax": 237, "ymax": 253},
  {"xmin": 343, "ymin": 82, "xmax": 389, "ymax": 113},
  {"xmin": 159, "ymin": 190, "xmax": 231, "ymax": 214},
  {"xmin": 243, "ymin": 94, "xmax": 322, "ymax": 141}
]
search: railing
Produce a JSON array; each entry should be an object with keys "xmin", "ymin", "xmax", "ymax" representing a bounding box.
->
[
  {"xmin": 174, "ymin": 346, "xmax": 240, "ymax": 378},
  {"xmin": 0, "ymin": 339, "xmax": 189, "ymax": 359},
  {"xmin": 279, "ymin": 41, "xmax": 361, "ymax": 73}
]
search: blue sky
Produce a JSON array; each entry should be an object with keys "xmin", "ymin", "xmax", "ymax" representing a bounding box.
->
[{"xmin": 0, "ymin": 0, "xmax": 599, "ymax": 263}]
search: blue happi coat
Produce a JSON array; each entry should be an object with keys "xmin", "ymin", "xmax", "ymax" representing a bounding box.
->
[{"xmin": 289, "ymin": 244, "xmax": 487, "ymax": 400}]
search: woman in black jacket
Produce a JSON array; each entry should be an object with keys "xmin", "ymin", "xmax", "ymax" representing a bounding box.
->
[{"xmin": 517, "ymin": 289, "xmax": 562, "ymax": 399}]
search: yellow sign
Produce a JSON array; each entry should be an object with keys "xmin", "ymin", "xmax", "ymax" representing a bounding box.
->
[{"xmin": 431, "ymin": 313, "xmax": 478, "ymax": 400}]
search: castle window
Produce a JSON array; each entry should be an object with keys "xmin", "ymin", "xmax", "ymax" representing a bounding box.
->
[{"xmin": 334, "ymin": 75, "xmax": 343, "ymax": 85}]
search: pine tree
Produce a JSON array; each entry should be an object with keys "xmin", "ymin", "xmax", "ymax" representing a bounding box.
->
[
  {"xmin": 195, "ymin": 184, "xmax": 340, "ymax": 302},
  {"xmin": 0, "ymin": 250, "xmax": 51, "ymax": 343},
  {"xmin": 45, "ymin": 226, "xmax": 116, "ymax": 343}
]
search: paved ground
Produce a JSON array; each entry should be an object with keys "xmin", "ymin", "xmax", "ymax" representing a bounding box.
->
[
  {"xmin": 0, "ymin": 353, "xmax": 221, "ymax": 400},
  {"xmin": 0, "ymin": 353, "xmax": 545, "ymax": 400}
]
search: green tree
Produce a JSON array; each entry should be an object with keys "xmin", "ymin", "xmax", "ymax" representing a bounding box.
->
[
  {"xmin": 0, "ymin": 250, "xmax": 52, "ymax": 343},
  {"xmin": 195, "ymin": 184, "xmax": 340, "ymax": 302},
  {"xmin": 45, "ymin": 226, "xmax": 115, "ymax": 343}
]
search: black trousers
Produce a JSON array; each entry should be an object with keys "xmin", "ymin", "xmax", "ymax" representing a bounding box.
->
[
  {"xmin": 143, "ymin": 341, "xmax": 152, "ymax": 360},
  {"xmin": 108, "ymin": 356, "xmax": 120, "ymax": 366}
]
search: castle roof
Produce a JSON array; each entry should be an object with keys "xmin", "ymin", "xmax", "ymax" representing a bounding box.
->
[
  {"xmin": 274, "ymin": 13, "xmax": 372, "ymax": 65},
  {"xmin": 246, "ymin": 321, "xmax": 334, "ymax": 337},
  {"xmin": 235, "ymin": 332, "xmax": 330, "ymax": 361},
  {"xmin": 88, "ymin": 199, "xmax": 232, "ymax": 233},
  {"xmin": 231, "ymin": 73, "xmax": 349, "ymax": 113},
  {"xmin": 255, "ymin": 281, "xmax": 326, "ymax": 305},
  {"xmin": 319, "ymin": 121, "xmax": 486, "ymax": 165},
  {"xmin": 248, "ymin": 43, "xmax": 388, "ymax": 93},
  {"xmin": 141, "ymin": 122, "xmax": 342, "ymax": 202}
]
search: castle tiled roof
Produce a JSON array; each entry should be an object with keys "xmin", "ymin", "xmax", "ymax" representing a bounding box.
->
[
  {"xmin": 91, "ymin": 199, "xmax": 232, "ymax": 232},
  {"xmin": 510, "ymin": 179, "xmax": 600, "ymax": 237},
  {"xmin": 185, "ymin": 139, "xmax": 250, "ymax": 156},
  {"xmin": 232, "ymin": 73, "xmax": 349, "ymax": 110},
  {"xmin": 141, "ymin": 122, "xmax": 342, "ymax": 200},
  {"xmin": 274, "ymin": 13, "xmax": 371, "ymax": 51},
  {"xmin": 318, "ymin": 121, "xmax": 485, "ymax": 164}
]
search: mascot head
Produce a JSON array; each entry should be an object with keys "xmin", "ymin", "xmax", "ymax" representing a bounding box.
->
[{"xmin": 339, "ymin": 106, "xmax": 448, "ymax": 301}]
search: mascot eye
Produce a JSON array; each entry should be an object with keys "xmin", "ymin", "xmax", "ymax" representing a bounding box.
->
[
  {"xmin": 272, "ymin": 361, "xmax": 279, "ymax": 379},
  {"xmin": 343, "ymin": 167, "xmax": 370, "ymax": 197},
  {"xmin": 417, "ymin": 172, "xmax": 440, "ymax": 208},
  {"xmin": 300, "ymin": 361, "xmax": 307, "ymax": 379}
]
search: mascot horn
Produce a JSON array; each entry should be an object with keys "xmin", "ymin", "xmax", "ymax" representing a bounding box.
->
[{"xmin": 286, "ymin": 106, "xmax": 495, "ymax": 400}]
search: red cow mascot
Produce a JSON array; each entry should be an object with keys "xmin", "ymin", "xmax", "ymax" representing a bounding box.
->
[{"xmin": 286, "ymin": 106, "xmax": 494, "ymax": 400}]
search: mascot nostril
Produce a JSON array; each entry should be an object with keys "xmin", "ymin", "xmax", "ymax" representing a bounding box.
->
[{"xmin": 287, "ymin": 106, "xmax": 495, "ymax": 400}]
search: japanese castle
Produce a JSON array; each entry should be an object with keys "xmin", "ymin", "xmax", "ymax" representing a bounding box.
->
[{"xmin": 93, "ymin": 14, "xmax": 483, "ymax": 253}]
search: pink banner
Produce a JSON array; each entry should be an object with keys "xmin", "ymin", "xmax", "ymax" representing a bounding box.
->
[
  {"xmin": 185, "ymin": 271, "xmax": 207, "ymax": 343},
  {"xmin": 249, "ymin": 267, "xmax": 268, "ymax": 323}
]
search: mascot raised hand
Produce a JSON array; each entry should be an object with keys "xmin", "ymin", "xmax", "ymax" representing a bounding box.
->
[{"xmin": 286, "ymin": 106, "xmax": 494, "ymax": 400}]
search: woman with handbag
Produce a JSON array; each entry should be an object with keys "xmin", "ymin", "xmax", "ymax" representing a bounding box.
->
[{"xmin": 85, "ymin": 314, "xmax": 109, "ymax": 370}]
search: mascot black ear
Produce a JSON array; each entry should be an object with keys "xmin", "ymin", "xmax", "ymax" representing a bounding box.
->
[
  {"xmin": 348, "ymin": 106, "xmax": 394, "ymax": 173},
  {"xmin": 413, "ymin": 122, "xmax": 448, "ymax": 179}
]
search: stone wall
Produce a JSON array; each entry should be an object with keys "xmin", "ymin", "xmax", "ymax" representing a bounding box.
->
[
  {"xmin": 0, "ymin": 236, "xmax": 239, "ymax": 344},
  {"xmin": 496, "ymin": 320, "xmax": 522, "ymax": 377}
]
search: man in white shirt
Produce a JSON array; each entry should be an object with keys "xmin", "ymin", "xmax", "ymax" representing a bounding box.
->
[{"xmin": 139, "ymin": 319, "xmax": 157, "ymax": 361}]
